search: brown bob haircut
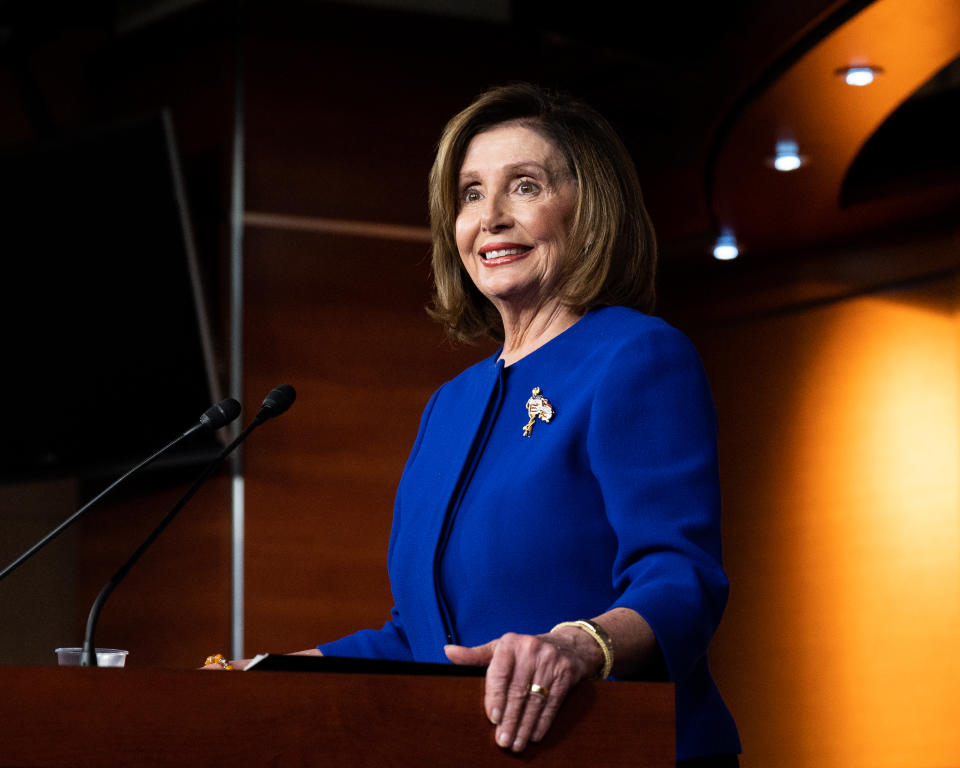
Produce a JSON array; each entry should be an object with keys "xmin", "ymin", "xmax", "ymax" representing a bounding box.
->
[{"xmin": 428, "ymin": 82, "xmax": 657, "ymax": 343}]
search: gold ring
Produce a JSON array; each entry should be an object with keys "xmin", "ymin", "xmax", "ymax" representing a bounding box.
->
[
  {"xmin": 204, "ymin": 653, "xmax": 234, "ymax": 670},
  {"xmin": 529, "ymin": 683, "xmax": 549, "ymax": 697}
]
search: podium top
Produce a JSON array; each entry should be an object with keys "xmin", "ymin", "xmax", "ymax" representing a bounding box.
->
[{"xmin": 0, "ymin": 664, "xmax": 674, "ymax": 767}]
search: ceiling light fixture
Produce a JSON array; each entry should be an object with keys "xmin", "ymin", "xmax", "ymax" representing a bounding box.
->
[
  {"xmin": 770, "ymin": 140, "xmax": 804, "ymax": 171},
  {"xmin": 713, "ymin": 233, "xmax": 739, "ymax": 261},
  {"xmin": 836, "ymin": 65, "xmax": 883, "ymax": 86}
]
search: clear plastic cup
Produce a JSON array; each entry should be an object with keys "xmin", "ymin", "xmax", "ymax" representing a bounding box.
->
[{"xmin": 55, "ymin": 647, "xmax": 128, "ymax": 667}]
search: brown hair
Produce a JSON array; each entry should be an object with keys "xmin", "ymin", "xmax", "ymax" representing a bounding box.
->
[{"xmin": 428, "ymin": 82, "xmax": 657, "ymax": 343}]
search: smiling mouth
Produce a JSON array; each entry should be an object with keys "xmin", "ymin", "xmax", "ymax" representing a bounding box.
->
[{"xmin": 479, "ymin": 246, "xmax": 533, "ymax": 261}]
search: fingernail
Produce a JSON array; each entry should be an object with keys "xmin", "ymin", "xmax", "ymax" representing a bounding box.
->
[
  {"xmin": 498, "ymin": 731, "xmax": 511, "ymax": 748},
  {"xmin": 490, "ymin": 707, "xmax": 501, "ymax": 724},
  {"xmin": 512, "ymin": 738, "xmax": 525, "ymax": 752}
]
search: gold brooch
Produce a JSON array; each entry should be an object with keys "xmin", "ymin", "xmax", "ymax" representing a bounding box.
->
[{"xmin": 523, "ymin": 387, "xmax": 554, "ymax": 437}]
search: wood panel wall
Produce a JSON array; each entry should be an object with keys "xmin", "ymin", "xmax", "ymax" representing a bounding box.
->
[{"xmin": 693, "ymin": 275, "xmax": 960, "ymax": 768}]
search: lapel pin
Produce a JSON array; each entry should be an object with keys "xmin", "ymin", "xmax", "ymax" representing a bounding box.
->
[{"xmin": 523, "ymin": 387, "xmax": 554, "ymax": 437}]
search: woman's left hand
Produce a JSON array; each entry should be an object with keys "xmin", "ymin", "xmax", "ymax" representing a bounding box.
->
[{"xmin": 444, "ymin": 626, "xmax": 602, "ymax": 752}]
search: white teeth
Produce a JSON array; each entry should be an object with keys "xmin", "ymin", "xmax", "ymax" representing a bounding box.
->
[{"xmin": 482, "ymin": 247, "xmax": 527, "ymax": 259}]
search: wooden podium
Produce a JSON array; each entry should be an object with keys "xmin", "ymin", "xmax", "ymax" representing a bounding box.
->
[{"xmin": 0, "ymin": 663, "xmax": 674, "ymax": 766}]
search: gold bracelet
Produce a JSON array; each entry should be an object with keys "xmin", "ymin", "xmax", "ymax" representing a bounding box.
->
[
  {"xmin": 551, "ymin": 619, "xmax": 614, "ymax": 679},
  {"xmin": 204, "ymin": 653, "xmax": 234, "ymax": 670}
]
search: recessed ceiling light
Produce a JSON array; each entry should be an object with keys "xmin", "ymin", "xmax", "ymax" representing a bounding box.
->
[
  {"xmin": 713, "ymin": 233, "xmax": 739, "ymax": 261},
  {"xmin": 836, "ymin": 65, "xmax": 883, "ymax": 86},
  {"xmin": 770, "ymin": 140, "xmax": 804, "ymax": 172}
]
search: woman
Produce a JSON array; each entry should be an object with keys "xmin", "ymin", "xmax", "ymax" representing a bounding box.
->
[{"xmin": 207, "ymin": 83, "xmax": 740, "ymax": 765}]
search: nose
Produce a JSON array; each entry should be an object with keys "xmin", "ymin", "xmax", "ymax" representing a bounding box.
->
[{"xmin": 480, "ymin": 192, "xmax": 512, "ymax": 232}]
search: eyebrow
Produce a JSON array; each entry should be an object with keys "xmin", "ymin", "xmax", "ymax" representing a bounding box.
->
[{"xmin": 458, "ymin": 161, "xmax": 556, "ymax": 184}]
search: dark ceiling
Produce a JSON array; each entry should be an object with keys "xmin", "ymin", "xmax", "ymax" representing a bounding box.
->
[{"xmin": 1, "ymin": 0, "xmax": 958, "ymax": 321}]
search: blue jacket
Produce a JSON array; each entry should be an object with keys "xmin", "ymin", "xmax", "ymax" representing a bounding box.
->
[{"xmin": 318, "ymin": 306, "xmax": 740, "ymax": 761}]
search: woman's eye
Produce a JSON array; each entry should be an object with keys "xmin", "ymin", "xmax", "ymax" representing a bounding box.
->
[
  {"xmin": 461, "ymin": 187, "xmax": 482, "ymax": 204},
  {"xmin": 517, "ymin": 180, "xmax": 539, "ymax": 194}
]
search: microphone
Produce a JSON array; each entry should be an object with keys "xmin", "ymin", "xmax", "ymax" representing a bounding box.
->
[
  {"xmin": 80, "ymin": 385, "xmax": 296, "ymax": 666},
  {"xmin": 257, "ymin": 384, "xmax": 296, "ymax": 421},
  {"xmin": 199, "ymin": 398, "xmax": 243, "ymax": 431},
  {"xmin": 0, "ymin": 398, "xmax": 242, "ymax": 583}
]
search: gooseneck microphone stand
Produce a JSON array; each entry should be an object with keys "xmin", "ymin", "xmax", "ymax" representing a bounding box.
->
[
  {"xmin": 81, "ymin": 385, "xmax": 295, "ymax": 666},
  {"xmin": 0, "ymin": 398, "xmax": 241, "ymax": 584}
]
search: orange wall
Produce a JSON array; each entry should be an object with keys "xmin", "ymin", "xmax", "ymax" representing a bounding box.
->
[{"xmin": 697, "ymin": 277, "xmax": 960, "ymax": 767}]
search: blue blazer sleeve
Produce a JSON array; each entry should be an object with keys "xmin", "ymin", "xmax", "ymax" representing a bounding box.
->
[
  {"xmin": 587, "ymin": 323, "xmax": 728, "ymax": 682},
  {"xmin": 314, "ymin": 607, "xmax": 415, "ymax": 661}
]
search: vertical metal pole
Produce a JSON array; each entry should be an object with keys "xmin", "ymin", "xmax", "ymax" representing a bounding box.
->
[
  {"xmin": 161, "ymin": 110, "xmax": 224, "ymax": 406},
  {"xmin": 229, "ymin": 2, "xmax": 246, "ymax": 662}
]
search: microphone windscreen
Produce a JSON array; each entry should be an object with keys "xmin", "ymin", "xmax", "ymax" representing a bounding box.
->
[
  {"xmin": 260, "ymin": 384, "xmax": 296, "ymax": 419},
  {"xmin": 199, "ymin": 398, "xmax": 242, "ymax": 430}
]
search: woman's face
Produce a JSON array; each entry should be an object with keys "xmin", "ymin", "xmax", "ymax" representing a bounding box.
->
[{"xmin": 455, "ymin": 122, "xmax": 578, "ymax": 313}]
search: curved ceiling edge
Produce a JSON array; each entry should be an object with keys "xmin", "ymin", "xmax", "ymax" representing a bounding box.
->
[
  {"xmin": 707, "ymin": 0, "xmax": 960, "ymax": 257},
  {"xmin": 703, "ymin": 0, "xmax": 874, "ymax": 219},
  {"xmin": 840, "ymin": 54, "xmax": 960, "ymax": 207}
]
